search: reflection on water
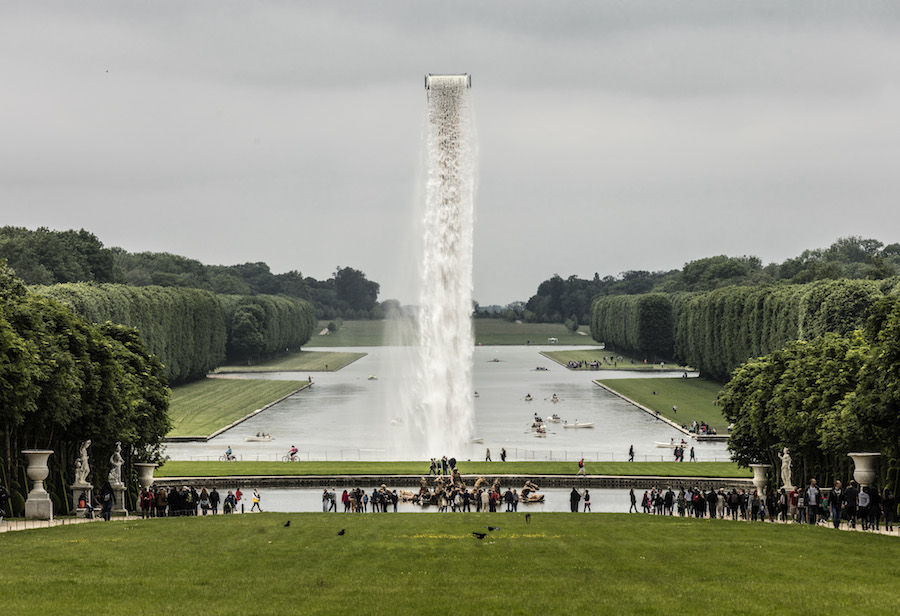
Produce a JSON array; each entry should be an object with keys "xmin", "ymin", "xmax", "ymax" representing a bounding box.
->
[{"xmin": 164, "ymin": 346, "xmax": 730, "ymax": 462}]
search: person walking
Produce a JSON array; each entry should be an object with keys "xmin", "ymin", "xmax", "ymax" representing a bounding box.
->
[
  {"xmin": 485, "ymin": 448, "xmax": 491, "ymax": 462},
  {"xmin": 250, "ymin": 489, "xmax": 262, "ymax": 512},
  {"xmin": 628, "ymin": 445, "xmax": 634, "ymax": 462},
  {"xmin": 577, "ymin": 458, "xmax": 586, "ymax": 476},
  {"xmin": 500, "ymin": 448, "xmax": 507, "ymax": 462},
  {"xmin": 629, "ymin": 488, "xmax": 638, "ymax": 513},
  {"xmin": 583, "ymin": 490, "xmax": 592, "ymax": 512},
  {"xmin": 689, "ymin": 447, "xmax": 696, "ymax": 462},
  {"xmin": 843, "ymin": 481, "xmax": 859, "ymax": 529}
]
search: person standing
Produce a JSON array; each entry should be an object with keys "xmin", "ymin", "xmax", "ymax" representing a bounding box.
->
[
  {"xmin": 858, "ymin": 486, "xmax": 871, "ymax": 530},
  {"xmin": 805, "ymin": 479, "xmax": 821, "ymax": 524},
  {"xmin": 689, "ymin": 447, "xmax": 696, "ymax": 462},
  {"xmin": 99, "ymin": 481, "xmax": 115, "ymax": 521},
  {"xmin": 583, "ymin": 490, "xmax": 591, "ymax": 512},
  {"xmin": 629, "ymin": 488, "xmax": 638, "ymax": 513},
  {"xmin": 830, "ymin": 480, "xmax": 843, "ymax": 528},
  {"xmin": 501, "ymin": 448, "xmax": 507, "ymax": 462},
  {"xmin": 843, "ymin": 481, "xmax": 859, "ymax": 529},
  {"xmin": 209, "ymin": 488, "xmax": 220, "ymax": 515},
  {"xmin": 883, "ymin": 488, "xmax": 895, "ymax": 532},
  {"xmin": 485, "ymin": 448, "xmax": 491, "ymax": 462},
  {"xmin": 570, "ymin": 487, "xmax": 581, "ymax": 512}
]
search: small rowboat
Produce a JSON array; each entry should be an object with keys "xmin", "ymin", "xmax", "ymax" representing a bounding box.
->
[
  {"xmin": 244, "ymin": 435, "xmax": 273, "ymax": 442},
  {"xmin": 654, "ymin": 440, "xmax": 688, "ymax": 448},
  {"xmin": 563, "ymin": 422, "xmax": 594, "ymax": 429},
  {"xmin": 471, "ymin": 437, "xmax": 484, "ymax": 444},
  {"xmin": 547, "ymin": 414, "xmax": 562, "ymax": 423}
]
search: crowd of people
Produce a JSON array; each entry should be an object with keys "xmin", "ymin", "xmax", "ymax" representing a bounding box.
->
[
  {"xmin": 626, "ymin": 479, "xmax": 897, "ymax": 531},
  {"xmin": 135, "ymin": 486, "xmax": 262, "ymax": 517}
]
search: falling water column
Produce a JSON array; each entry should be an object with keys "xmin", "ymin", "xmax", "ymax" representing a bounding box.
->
[{"xmin": 414, "ymin": 74, "xmax": 476, "ymax": 456}]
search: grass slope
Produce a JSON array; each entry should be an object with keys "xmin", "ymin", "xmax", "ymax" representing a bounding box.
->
[
  {"xmin": 2, "ymin": 513, "xmax": 897, "ymax": 614},
  {"xmin": 156, "ymin": 460, "xmax": 751, "ymax": 478},
  {"xmin": 597, "ymin": 377, "xmax": 727, "ymax": 433},
  {"xmin": 168, "ymin": 378, "xmax": 308, "ymax": 437},
  {"xmin": 543, "ymin": 349, "xmax": 689, "ymax": 371},
  {"xmin": 215, "ymin": 350, "xmax": 366, "ymax": 373}
]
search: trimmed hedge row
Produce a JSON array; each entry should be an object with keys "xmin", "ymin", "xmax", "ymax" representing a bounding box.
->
[
  {"xmin": 592, "ymin": 278, "xmax": 896, "ymax": 381},
  {"xmin": 589, "ymin": 293, "xmax": 674, "ymax": 359},
  {"xmin": 34, "ymin": 284, "xmax": 315, "ymax": 383}
]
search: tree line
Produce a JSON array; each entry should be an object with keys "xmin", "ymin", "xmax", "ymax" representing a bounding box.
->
[
  {"xmin": 526, "ymin": 236, "xmax": 900, "ymax": 325},
  {"xmin": 0, "ymin": 263, "xmax": 169, "ymax": 517},
  {"xmin": 0, "ymin": 226, "xmax": 385, "ymax": 320}
]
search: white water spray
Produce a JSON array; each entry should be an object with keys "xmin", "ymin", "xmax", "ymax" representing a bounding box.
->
[{"xmin": 395, "ymin": 74, "xmax": 476, "ymax": 458}]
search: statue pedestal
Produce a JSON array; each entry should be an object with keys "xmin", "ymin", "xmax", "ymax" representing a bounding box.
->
[
  {"xmin": 23, "ymin": 449, "xmax": 54, "ymax": 520},
  {"xmin": 112, "ymin": 484, "xmax": 128, "ymax": 516},
  {"xmin": 71, "ymin": 483, "xmax": 93, "ymax": 518}
]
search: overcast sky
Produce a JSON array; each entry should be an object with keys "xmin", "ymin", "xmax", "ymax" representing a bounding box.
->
[{"xmin": 2, "ymin": 1, "xmax": 899, "ymax": 305}]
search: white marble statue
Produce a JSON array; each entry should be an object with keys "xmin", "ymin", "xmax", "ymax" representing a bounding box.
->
[
  {"xmin": 74, "ymin": 439, "xmax": 91, "ymax": 485},
  {"xmin": 778, "ymin": 447, "xmax": 792, "ymax": 488},
  {"xmin": 108, "ymin": 441, "xmax": 124, "ymax": 485}
]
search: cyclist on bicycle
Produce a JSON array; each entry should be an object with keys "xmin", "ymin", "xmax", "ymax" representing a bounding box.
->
[
  {"xmin": 225, "ymin": 446, "xmax": 234, "ymax": 461},
  {"xmin": 288, "ymin": 445, "xmax": 298, "ymax": 461}
]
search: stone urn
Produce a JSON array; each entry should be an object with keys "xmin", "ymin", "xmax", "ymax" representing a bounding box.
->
[
  {"xmin": 22, "ymin": 449, "xmax": 54, "ymax": 520},
  {"xmin": 848, "ymin": 452, "xmax": 881, "ymax": 488},
  {"xmin": 135, "ymin": 463, "xmax": 158, "ymax": 489},
  {"xmin": 749, "ymin": 463, "xmax": 772, "ymax": 497}
]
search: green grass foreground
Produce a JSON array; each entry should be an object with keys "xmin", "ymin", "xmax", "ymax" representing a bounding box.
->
[
  {"xmin": 215, "ymin": 350, "xmax": 366, "ymax": 373},
  {"xmin": 168, "ymin": 378, "xmax": 308, "ymax": 437},
  {"xmin": 309, "ymin": 319, "xmax": 601, "ymax": 346},
  {"xmin": 543, "ymin": 348, "xmax": 690, "ymax": 371},
  {"xmin": 598, "ymin": 377, "xmax": 728, "ymax": 433},
  {"xmin": 156, "ymin": 460, "xmax": 751, "ymax": 478},
  {"xmin": 3, "ymin": 514, "xmax": 898, "ymax": 614}
]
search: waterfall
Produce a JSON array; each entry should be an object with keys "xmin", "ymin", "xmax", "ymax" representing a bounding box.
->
[{"xmin": 397, "ymin": 74, "xmax": 477, "ymax": 458}]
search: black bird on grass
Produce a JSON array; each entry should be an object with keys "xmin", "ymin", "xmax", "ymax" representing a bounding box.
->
[
  {"xmin": 487, "ymin": 526, "xmax": 499, "ymax": 532},
  {"xmin": 284, "ymin": 521, "xmax": 290, "ymax": 527},
  {"xmin": 472, "ymin": 532, "xmax": 487, "ymax": 540},
  {"xmin": 337, "ymin": 529, "xmax": 346, "ymax": 536},
  {"xmin": 525, "ymin": 513, "xmax": 531, "ymax": 524}
]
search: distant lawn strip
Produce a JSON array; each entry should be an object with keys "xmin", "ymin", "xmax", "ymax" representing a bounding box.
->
[
  {"xmin": 597, "ymin": 377, "xmax": 728, "ymax": 433},
  {"xmin": 168, "ymin": 378, "xmax": 308, "ymax": 437},
  {"xmin": 309, "ymin": 318, "xmax": 601, "ymax": 347},
  {"xmin": 543, "ymin": 349, "xmax": 690, "ymax": 371},
  {"xmin": 215, "ymin": 350, "xmax": 365, "ymax": 373},
  {"xmin": 4, "ymin": 513, "xmax": 899, "ymax": 614},
  {"xmin": 474, "ymin": 319, "xmax": 599, "ymax": 346},
  {"xmin": 157, "ymin": 460, "xmax": 751, "ymax": 478}
]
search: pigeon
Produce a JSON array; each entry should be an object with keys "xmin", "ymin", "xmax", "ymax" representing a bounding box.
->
[
  {"xmin": 337, "ymin": 529, "xmax": 346, "ymax": 536},
  {"xmin": 472, "ymin": 532, "xmax": 487, "ymax": 540},
  {"xmin": 284, "ymin": 521, "xmax": 290, "ymax": 527},
  {"xmin": 525, "ymin": 513, "xmax": 532, "ymax": 524},
  {"xmin": 487, "ymin": 526, "xmax": 499, "ymax": 532}
]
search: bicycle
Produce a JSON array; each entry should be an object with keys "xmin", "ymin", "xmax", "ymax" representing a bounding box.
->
[
  {"xmin": 281, "ymin": 454, "xmax": 299, "ymax": 462},
  {"xmin": 219, "ymin": 454, "xmax": 237, "ymax": 462}
]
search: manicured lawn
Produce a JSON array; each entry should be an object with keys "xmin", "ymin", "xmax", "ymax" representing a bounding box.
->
[
  {"xmin": 156, "ymin": 460, "xmax": 751, "ymax": 478},
  {"xmin": 597, "ymin": 377, "xmax": 728, "ymax": 433},
  {"xmin": 168, "ymin": 378, "xmax": 308, "ymax": 437},
  {"xmin": 214, "ymin": 350, "xmax": 366, "ymax": 373},
  {"xmin": 308, "ymin": 319, "xmax": 601, "ymax": 347},
  {"xmin": 543, "ymin": 349, "xmax": 690, "ymax": 371},
  {"xmin": 2, "ymin": 513, "xmax": 898, "ymax": 614},
  {"xmin": 474, "ymin": 319, "xmax": 599, "ymax": 345}
]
